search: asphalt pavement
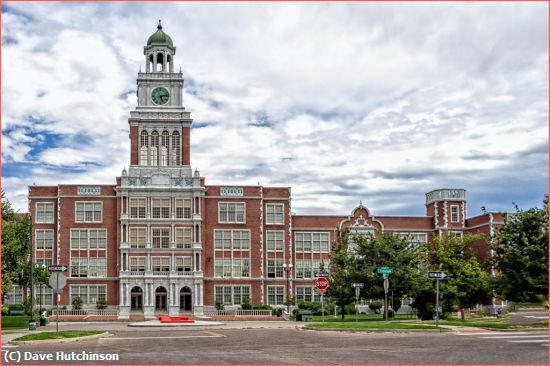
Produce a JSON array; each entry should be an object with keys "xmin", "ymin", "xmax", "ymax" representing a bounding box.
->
[{"xmin": 2, "ymin": 322, "xmax": 547, "ymax": 364}]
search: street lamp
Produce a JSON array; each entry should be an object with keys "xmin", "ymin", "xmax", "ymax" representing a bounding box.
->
[
  {"xmin": 282, "ymin": 263, "xmax": 293, "ymax": 315},
  {"xmin": 40, "ymin": 264, "xmax": 46, "ymax": 317},
  {"xmin": 28, "ymin": 213, "xmax": 36, "ymax": 331}
]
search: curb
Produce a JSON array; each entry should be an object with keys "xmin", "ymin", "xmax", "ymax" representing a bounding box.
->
[
  {"xmin": 9, "ymin": 332, "xmax": 111, "ymax": 345},
  {"xmin": 302, "ymin": 327, "xmax": 451, "ymax": 333}
]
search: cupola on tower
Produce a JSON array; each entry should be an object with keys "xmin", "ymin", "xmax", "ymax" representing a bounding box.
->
[{"xmin": 128, "ymin": 21, "xmax": 191, "ymax": 167}]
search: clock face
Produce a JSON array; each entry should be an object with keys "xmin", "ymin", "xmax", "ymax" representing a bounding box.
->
[{"xmin": 151, "ymin": 87, "xmax": 170, "ymax": 105}]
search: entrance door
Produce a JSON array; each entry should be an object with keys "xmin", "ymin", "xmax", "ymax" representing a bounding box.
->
[
  {"xmin": 130, "ymin": 287, "xmax": 143, "ymax": 310},
  {"xmin": 155, "ymin": 286, "xmax": 167, "ymax": 310},
  {"xmin": 179, "ymin": 287, "xmax": 192, "ymax": 311}
]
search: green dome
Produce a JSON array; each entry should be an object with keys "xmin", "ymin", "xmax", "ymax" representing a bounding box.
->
[{"xmin": 147, "ymin": 20, "xmax": 173, "ymax": 46}]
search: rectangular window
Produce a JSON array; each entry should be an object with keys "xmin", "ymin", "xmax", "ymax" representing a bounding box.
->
[
  {"xmin": 175, "ymin": 257, "xmax": 192, "ymax": 272},
  {"xmin": 151, "ymin": 198, "xmax": 170, "ymax": 219},
  {"xmin": 267, "ymin": 286, "xmax": 284, "ymax": 305},
  {"xmin": 266, "ymin": 204, "xmax": 284, "ymax": 225},
  {"xmin": 129, "ymin": 228, "xmax": 146, "ymax": 248},
  {"xmin": 219, "ymin": 203, "xmax": 245, "ymax": 223},
  {"xmin": 152, "ymin": 228, "xmax": 170, "ymax": 248},
  {"xmin": 35, "ymin": 230, "xmax": 53, "ymax": 249},
  {"xmin": 129, "ymin": 198, "xmax": 146, "ymax": 219},
  {"xmin": 70, "ymin": 285, "xmax": 106, "ymax": 305},
  {"xmin": 35, "ymin": 202, "xmax": 54, "ymax": 224},
  {"xmin": 129, "ymin": 257, "xmax": 146, "ymax": 272},
  {"xmin": 38, "ymin": 286, "xmax": 53, "ymax": 306},
  {"xmin": 75, "ymin": 202, "xmax": 102, "ymax": 223},
  {"xmin": 214, "ymin": 286, "xmax": 250, "ymax": 305},
  {"xmin": 151, "ymin": 257, "xmax": 170, "ymax": 272},
  {"xmin": 450, "ymin": 205, "xmax": 460, "ymax": 223},
  {"xmin": 175, "ymin": 228, "xmax": 192, "ymax": 248},
  {"xmin": 6, "ymin": 286, "xmax": 23, "ymax": 304},
  {"xmin": 296, "ymin": 287, "xmax": 321, "ymax": 303},
  {"xmin": 396, "ymin": 232, "xmax": 428, "ymax": 244},
  {"xmin": 214, "ymin": 230, "xmax": 250, "ymax": 250},
  {"xmin": 70, "ymin": 258, "xmax": 106, "ymax": 278},
  {"xmin": 175, "ymin": 199, "xmax": 192, "ymax": 219},
  {"xmin": 267, "ymin": 259, "xmax": 284, "ymax": 278},
  {"xmin": 266, "ymin": 231, "xmax": 284, "ymax": 251},
  {"xmin": 70, "ymin": 229, "xmax": 107, "ymax": 249},
  {"xmin": 214, "ymin": 259, "xmax": 249, "ymax": 278},
  {"xmin": 36, "ymin": 258, "xmax": 53, "ymax": 267},
  {"xmin": 295, "ymin": 232, "xmax": 330, "ymax": 253}
]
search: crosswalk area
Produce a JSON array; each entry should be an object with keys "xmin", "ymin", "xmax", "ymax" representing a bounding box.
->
[{"xmin": 456, "ymin": 330, "xmax": 548, "ymax": 347}]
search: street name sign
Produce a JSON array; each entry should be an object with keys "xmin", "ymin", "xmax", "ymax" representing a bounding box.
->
[
  {"xmin": 377, "ymin": 266, "xmax": 393, "ymax": 275},
  {"xmin": 48, "ymin": 265, "xmax": 68, "ymax": 272},
  {"xmin": 352, "ymin": 283, "xmax": 364, "ymax": 288},
  {"xmin": 428, "ymin": 271, "xmax": 449, "ymax": 279},
  {"xmin": 315, "ymin": 277, "xmax": 329, "ymax": 293},
  {"xmin": 315, "ymin": 272, "xmax": 329, "ymax": 278}
]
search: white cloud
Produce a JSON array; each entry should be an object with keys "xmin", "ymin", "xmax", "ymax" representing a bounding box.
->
[{"xmin": 2, "ymin": 2, "xmax": 548, "ymax": 216}]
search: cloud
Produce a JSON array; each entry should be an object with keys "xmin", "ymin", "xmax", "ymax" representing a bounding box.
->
[{"xmin": 2, "ymin": 2, "xmax": 548, "ymax": 217}]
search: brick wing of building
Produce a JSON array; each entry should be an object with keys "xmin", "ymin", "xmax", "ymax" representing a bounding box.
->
[{"xmin": 25, "ymin": 23, "xmax": 504, "ymax": 319}]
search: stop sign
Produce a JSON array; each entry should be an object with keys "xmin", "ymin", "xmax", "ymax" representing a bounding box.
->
[{"xmin": 315, "ymin": 277, "xmax": 329, "ymax": 292}]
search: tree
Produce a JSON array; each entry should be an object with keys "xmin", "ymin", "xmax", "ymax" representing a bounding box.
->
[
  {"xmin": 429, "ymin": 232, "xmax": 492, "ymax": 311},
  {"xmin": 350, "ymin": 233, "xmax": 431, "ymax": 314},
  {"xmin": 1, "ymin": 191, "xmax": 47, "ymax": 306},
  {"xmin": 327, "ymin": 227, "xmax": 356, "ymax": 319},
  {"xmin": 493, "ymin": 198, "xmax": 548, "ymax": 302}
]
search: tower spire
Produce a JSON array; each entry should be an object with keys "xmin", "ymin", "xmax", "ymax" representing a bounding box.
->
[{"xmin": 158, "ymin": 19, "xmax": 162, "ymax": 30}]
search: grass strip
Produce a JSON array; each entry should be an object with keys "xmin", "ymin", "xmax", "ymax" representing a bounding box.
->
[
  {"xmin": 1, "ymin": 315, "xmax": 31, "ymax": 330},
  {"xmin": 305, "ymin": 321, "xmax": 438, "ymax": 330},
  {"xmin": 13, "ymin": 330, "xmax": 103, "ymax": 342}
]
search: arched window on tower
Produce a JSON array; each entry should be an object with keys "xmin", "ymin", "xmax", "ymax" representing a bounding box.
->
[
  {"xmin": 140, "ymin": 131, "xmax": 148, "ymax": 166},
  {"xmin": 161, "ymin": 131, "xmax": 169, "ymax": 166},
  {"xmin": 156, "ymin": 53, "xmax": 164, "ymax": 72},
  {"xmin": 148, "ymin": 55, "xmax": 154, "ymax": 73},
  {"xmin": 172, "ymin": 131, "xmax": 181, "ymax": 165},
  {"xmin": 151, "ymin": 131, "xmax": 159, "ymax": 166}
]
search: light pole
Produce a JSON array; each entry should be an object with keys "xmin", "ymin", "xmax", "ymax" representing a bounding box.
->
[
  {"xmin": 28, "ymin": 213, "xmax": 36, "ymax": 330},
  {"xmin": 282, "ymin": 263, "xmax": 293, "ymax": 316}
]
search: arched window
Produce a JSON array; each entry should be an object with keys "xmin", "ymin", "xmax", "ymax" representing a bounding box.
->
[
  {"xmin": 140, "ymin": 131, "xmax": 148, "ymax": 166},
  {"xmin": 151, "ymin": 131, "xmax": 159, "ymax": 166},
  {"xmin": 172, "ymin": 131, "xmax": 181, "ymax": 165},
  {"xmin": 156, "ymin": 53, "xmax": 164, "ymax": 72},
  {"xmin": 161, "ymin": 131, "xmax": 169, "ymax": 166}
]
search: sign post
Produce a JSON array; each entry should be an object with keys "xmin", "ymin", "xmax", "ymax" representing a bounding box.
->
[
  {"xmin": 352, "ymin": 283, "xmax": 364, "ymax": 322},
  {"xmin": 48, "ymin": 266, "xmax": 68, "ymax": 337},
  {"xmin": 428, "ymin": 271, "xmax": 449, "ymax": 328},
  {"xmin": 377, "ymin": 267, "xmax": 393, "ymax": 321},
  {"xmin": 315, "ymin": 277, "xmax": 329, "ymax": 322}
]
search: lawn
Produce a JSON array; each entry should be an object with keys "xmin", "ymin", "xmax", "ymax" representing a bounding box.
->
[
  {"xmin": 13, "ymin": 330, "xmax": 103, "ymax": 342},
  {"xmin": 305, "ymin": 321, "xmax": 439, "ymax": 330},
  {"xmin": 1, "ymin": 315, "xmax": 31, "ymax": 330},
  {"xmin": 423, "ymin": 317, "xmax": 548, "ymax": 329},
  {"xmin": 308, "ymin": 313, "xmax": 415, "ymax": 322}
]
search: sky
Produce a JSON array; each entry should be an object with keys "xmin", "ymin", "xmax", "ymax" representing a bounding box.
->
[{"xmin": 1, "ymin": 2, "xmax": 548, "ymax": 217}]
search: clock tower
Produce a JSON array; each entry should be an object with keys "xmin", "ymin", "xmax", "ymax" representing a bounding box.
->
[
  {"xmin": 117, "ymin": 21, "xmax": 205, "ymax": 319},
  {"xmin": 128, "ymin": 20, "xmax": 191, "ymax": 167}
]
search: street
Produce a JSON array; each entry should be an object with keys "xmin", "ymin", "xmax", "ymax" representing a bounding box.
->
[{"xmin": 2, "ymin": 324, "xmax": 547, "ymax": 364}]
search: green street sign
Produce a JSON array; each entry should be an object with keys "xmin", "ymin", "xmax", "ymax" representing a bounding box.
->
[{"xmin": 377, "ymin": 266, "xmax": 393, "ymax": 275}]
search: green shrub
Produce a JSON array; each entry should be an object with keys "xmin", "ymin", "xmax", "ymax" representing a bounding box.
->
[
  {"xmin": 240, "ymin": 298, "xmax": 252, "ymax": 310},
  {"xmin": 96, "ymin": 299, "xmax": 107, "ymax": 310},
  {"xmin": 272, "ymin": 307, "xmax": 284, "ymax": 317},
  {"xmin": 368, "ymin": 300, "xmax": 382, "ymax": 314},
  {"xmin": 215, "ymin": 301, "xmax": 224, "ymax": 310},
  {"xmin": 252, "ymin": 304, "xmax": 273, "ymax": 310},
  {"xmin": 72, "ymin": 297, "xmax": 83, "ymax": 310},
  {"xmin": 2, "ymin": 307, "xmax": 9, "ymax": 316}
]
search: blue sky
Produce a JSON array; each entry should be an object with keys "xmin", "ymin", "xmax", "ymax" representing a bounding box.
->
[{"xmin": 1, "ymin": 2, "xmax": 548, "ymax": 216}]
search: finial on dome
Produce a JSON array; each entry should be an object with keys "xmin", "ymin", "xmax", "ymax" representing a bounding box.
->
[{"xmin": 158, "ymin": 19, "xmax": 162, "ymax": 30}]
